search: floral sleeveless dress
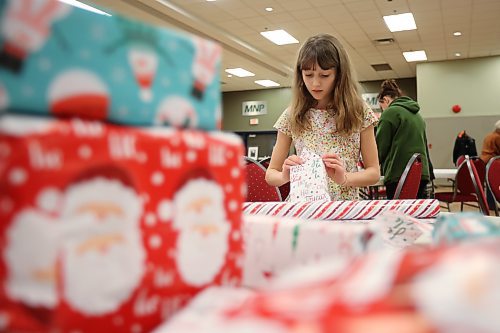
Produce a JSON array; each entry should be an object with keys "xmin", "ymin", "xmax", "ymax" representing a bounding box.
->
[{"xmin": 274, "ymin": 107, "xmax": 378, "ymax": 200}]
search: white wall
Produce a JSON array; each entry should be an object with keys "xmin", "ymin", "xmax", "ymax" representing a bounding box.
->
[
  {"xmin": 417, "ymin": 56, "xmax": 500, "ymax": 118},
  {"xmin": 417, "ymin": 56, "xmax": 500, "ymax": 168}
]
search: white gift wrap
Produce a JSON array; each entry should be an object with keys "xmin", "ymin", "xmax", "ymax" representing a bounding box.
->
[
  {"xmin": 241, "ymin": 214, "xmax": 373, "ymax": 288},
  {"xmin": 243, "ymin": 199, "xmax": 440, "ymax": 220},
  {"xmin": 152, "ymin": 287, "xmax": 255, "ymax": 333}
]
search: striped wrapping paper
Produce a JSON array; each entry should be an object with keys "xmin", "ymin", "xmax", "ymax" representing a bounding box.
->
[{"xmin": 243, "ymin": 199, "xmax": 440, "ymax": 220}]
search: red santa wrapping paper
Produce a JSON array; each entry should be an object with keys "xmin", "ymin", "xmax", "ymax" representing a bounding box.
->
[
  {"xmin": 153, "ymin": 237, "xmax": 500, "ymax": 333},
  {"xmin": 241, "ymin": 215, "xmax": 373, "ymax": 288},
  {"xmin": 0, "ymin": 115, "xmax": 245, "ymax": 332},
  {"xmin": 243, "ymin": 199, "xmax": 440, "ymax": 220}
]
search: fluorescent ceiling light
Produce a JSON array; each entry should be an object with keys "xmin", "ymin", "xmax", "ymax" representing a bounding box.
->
[
  {"xmin": 58, "ymin": 0, "xmax": 111, "ymax": 16},
  {"xmin": 383, "ymin": 13, "xmax": 416, "ymax": 32},
  {"xmin": 403, "ymin": 50, "xmax": 427, "ymax": 62},
  {"xmin": 260, "ymin": 29, "xmax": 299, "ymax": 45},
  {"xmin": 225, "ymin": 68, "xmax": 255, "ymax": 77},
  {"xmin": 453, "ymin": 31, "xmax": 462, "ymax": 36},
  {"xmin": 255, "ymin": 80, "xmax": 280, "ymax": 87},
  {"xmin": 265, "ymin": 7, "xmax": 273, "ymax": 12}
]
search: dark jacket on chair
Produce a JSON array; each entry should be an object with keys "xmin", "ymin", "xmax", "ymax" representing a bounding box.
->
[{"xmin": 453, "ymin": 131, "xmax": 477, "ymax": 165}]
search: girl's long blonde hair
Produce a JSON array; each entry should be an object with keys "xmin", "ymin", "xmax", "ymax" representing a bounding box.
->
[{"xmin": 289, "ymin": 34, "xmax": 364, "ymax": 136}]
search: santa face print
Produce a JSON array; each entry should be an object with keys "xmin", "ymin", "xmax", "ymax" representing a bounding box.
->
[
  {"xmin": 173, "ymin": 178, "xmax": 230, "ymax": 287},
  {"xmin": 4, "ymin": 209, "xmax": 61, "ymax": 308},
  {"xmin": 60, "ymin": 177, "xmax": 145, "ymax": 315}
]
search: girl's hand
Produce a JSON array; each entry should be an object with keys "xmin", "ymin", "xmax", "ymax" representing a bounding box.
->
[
  {"xmin": 322, "ymin": 153, "xmax": 347, "ymax": 185},
  {"xmin": 282, "ymin": 155, "xmax": 303, "ymax": 182}
]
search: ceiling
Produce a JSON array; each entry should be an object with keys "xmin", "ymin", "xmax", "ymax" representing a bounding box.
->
[{"xmin": 87, "ymin": 0, "xmax": 500, "ymax": 92}]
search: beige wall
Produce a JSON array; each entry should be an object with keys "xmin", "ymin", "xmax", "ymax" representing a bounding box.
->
[
  {"xmin": 417, "ymin": 56, "xmax": 500, "ymax": 118},
  {"xmin": 416, "ymin": 56, "xmax": 500, "ymax": 168},
  {"xmin": 222, "ymin": 88, "xmax": 292, "ymax": 132}
]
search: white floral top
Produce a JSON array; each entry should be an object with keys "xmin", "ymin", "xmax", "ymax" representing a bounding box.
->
[{"xmin": 274, "ymin": 107, "xmax": 378, "ymax": 200}]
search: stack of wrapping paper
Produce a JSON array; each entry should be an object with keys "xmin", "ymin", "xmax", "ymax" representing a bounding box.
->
[
  {"xmin": 0, "ymin": 1, "xmax": 244, "ymax": 332},
  {"xmin": 244, "ymin": 199, "xmax": 441, "ymax": 220}
]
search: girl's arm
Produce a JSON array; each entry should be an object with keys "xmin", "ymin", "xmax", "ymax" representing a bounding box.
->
[
  {"xmin": 265, "ymin": 131, "xmax": 301, "ymax": 186},
  {"xmin": 322, "ymin": 125, "xmax": 380, "ymax": 187}
]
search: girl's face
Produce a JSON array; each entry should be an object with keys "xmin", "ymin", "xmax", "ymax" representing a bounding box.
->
[{"xmin": 302, "ymin": 62, "xmax": 336, "ymax": 109}]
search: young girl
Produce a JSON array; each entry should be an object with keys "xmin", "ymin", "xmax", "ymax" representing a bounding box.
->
[{"xmin": 265, "ymin": 33, "xmax": 380, "ymax": 200}]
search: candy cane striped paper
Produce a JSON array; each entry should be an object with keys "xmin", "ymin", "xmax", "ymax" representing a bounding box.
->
[{"xmin": 243, "ymin": 199, "xmax": 440, "ymax": 220}]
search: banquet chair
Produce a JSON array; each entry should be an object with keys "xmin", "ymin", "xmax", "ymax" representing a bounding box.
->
[
  {"xmin": 465, "ymin": 156, "xmax": 490, "ymax": 215},
  {"xmin": 435, "ymin": 155, "xmax": 488, "ymax": 214},
  {"xmin": 245, "ymin": 157, "xmax": 282, "ymax": 202},
  {"xmin": 393, "ymin": 153, "xmax": 423, "ymax": 199},
  {"xmin": 486, "ymin": 156, "xmax": 500, "ymax": 216},
  {"xmin": 259, "ymin": 157, "xmax": 271, "ymax": 168},
  {"xmin": 256, "ymin": 156, "xmax": 290, "ymax": 201}
]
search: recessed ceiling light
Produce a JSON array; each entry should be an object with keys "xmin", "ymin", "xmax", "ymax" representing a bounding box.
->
[
  {"xmin": 227, "ymin": 74, "xmax": 233, "ymax": 78},
  {"xmin": 403, "ymin": 50, "xmax": 427, "ymax": 62},
  {"xmin": 57, "ymin": 0, "xmax": 111, "ymax": 16},
  {"xmin": 265, "ymin": 7, "xmax": 273, "ymax": 12},
  {"xmin": 206, "ymin": 0, "xmax": 216, "ymax": 2},
  {"xmin": 455, "ymin": 52, "xmax": 461, "ymax": 57},
  {"xmin": 225, "ymin": 68, "xmax": 255, "ymax": 77},
  {"xmin": 453, "ymin": 31, "xmax": 462, "ymax": 36},
  {"xmin": 260, "ymin": 29, "xmax": 299, "ymax": 45},
  {"xmin": 255, "ymin": 80, "xmax": 280, "ymax": 87},
  {"xmin": 383, "ymin": 13, "xmax": 417, "ymax": 32}
]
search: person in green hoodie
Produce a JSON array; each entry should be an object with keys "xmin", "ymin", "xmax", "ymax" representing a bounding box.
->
[{"xmin": 376, "ymin": 79, "xmax": 430, "ymax": 199}]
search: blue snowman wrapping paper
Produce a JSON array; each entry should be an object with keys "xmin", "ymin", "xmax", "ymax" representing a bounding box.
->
[{"xmin": 0, "ymin": 0, "xmax": 222, "ymax": 130}]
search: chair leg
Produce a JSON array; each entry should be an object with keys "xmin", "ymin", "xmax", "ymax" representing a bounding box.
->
[
  {"xmin": 460, "ymin": 202, "xmax": 464, "ymax": 211},
  {"xmin": 447, "ymin": 203, "xmax": 450, "ymax": 211}
]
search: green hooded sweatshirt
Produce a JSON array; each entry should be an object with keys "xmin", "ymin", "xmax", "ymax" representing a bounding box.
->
[{"xmin": 376, "ymin": 96, "xmax": 430, "ymax": 184}]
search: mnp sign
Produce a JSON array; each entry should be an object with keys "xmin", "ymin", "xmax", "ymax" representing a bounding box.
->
[{"xmin": 242, "ymin": 101, "xmax": 267, "ymax": 116}]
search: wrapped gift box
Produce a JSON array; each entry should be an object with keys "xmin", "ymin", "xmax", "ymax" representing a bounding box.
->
[
  {"xmin": 152, "ymin": 287, "xmax": 256, "ymax": 333},
  {"xmin": 0, "ymin": 115, "xmax": 244, "ymax": 332},
  {"xmin": 244, "ymin": 199, "xmax": 441, "ymax": 220},
  {"xmin": 0, "ymin": 0, "xmax": 221, "ymax": 129},
  {"xmin": 158, "ymin": 238, "xmax": 500, "ymax": 333},
  {"xmin": 242, "ymin": 215, "xmax": 373, "ymax": 288}
]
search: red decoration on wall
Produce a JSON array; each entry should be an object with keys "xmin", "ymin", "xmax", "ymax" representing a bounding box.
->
[{"xmin": 452, "ymin": 104, "xmax": 461, "ymax": 113}]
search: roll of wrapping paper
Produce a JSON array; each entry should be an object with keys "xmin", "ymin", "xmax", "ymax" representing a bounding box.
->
[{"xmin": 243, "ymin": 199, "xmax": 440, "ymax": 220}]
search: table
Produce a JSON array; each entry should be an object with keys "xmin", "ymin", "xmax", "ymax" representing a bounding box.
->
[{"xmin": 433, "ymin": 168, "xmax": 457, "ymax": 179}]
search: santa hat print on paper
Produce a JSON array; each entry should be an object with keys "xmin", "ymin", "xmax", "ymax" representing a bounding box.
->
[{"xmin": 0, "ymin": 0, "xmax": 222, "ymax": 130}]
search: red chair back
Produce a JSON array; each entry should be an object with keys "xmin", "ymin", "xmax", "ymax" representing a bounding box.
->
[
  {"xmin": 245, "ymin": 157, "xmax": 282, "ymax": 202},
  {"xmin": 259, "ymin": 157, "xmax": 271, "ymax": 169},
  {"xmin": 394, "ymin": 153, "xmax": 423, "ymax": 199},
  {"xmin": 486, "ymin": 156, "xmax": 500, "ymax": 214},
  {"xmin": 257, "ymin": 157, "xmax": 290, "ymax": 200},
  {"xmin": 465, "ymin": 156, "xmax": 490, "ymax": 215},
  {"xmin": 456, "ymin": 155, "xmax": 486, "ymax": 186},
  {"xmin": 456, "ymin": 154, "xmax": 466, "ymax": 167}
]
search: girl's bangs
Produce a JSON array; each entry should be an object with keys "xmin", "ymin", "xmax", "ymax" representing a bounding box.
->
[{"xmin": 300, "ymin": 45, "xmax": 337, "ymax": 71}]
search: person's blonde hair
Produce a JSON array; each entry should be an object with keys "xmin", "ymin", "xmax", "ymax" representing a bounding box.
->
[{"xmin": 289, "ymin": 33, "xmax": 364, "ymax": 136}]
